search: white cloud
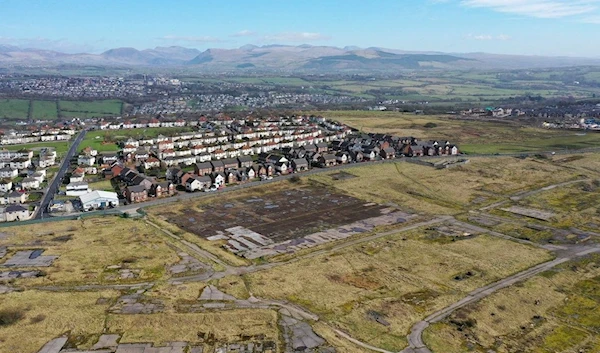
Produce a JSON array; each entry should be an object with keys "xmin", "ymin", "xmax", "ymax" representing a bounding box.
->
[
  {"xmin": 460, "ymin": 0, "xmax": 600, "ymax": 18},
  {"xmin": 231, "ymin": 30, "xmax": 256, "ymax": 37},
  {"xmin": 158, "ymin": 35, "xmax": 221, "ymax": 43},
  {"xmin": 263, "ymin": 32, "xmax": 331, "ymax": 42}
]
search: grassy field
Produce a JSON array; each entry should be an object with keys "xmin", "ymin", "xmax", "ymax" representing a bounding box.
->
[
  {"xmin": 0, "ymin": 99, "xmax": 122, "ymax": 120},
  {"xmin": 81, "ymin": 127, "xmax": 195, "ymax": 152},
  {"xmin": 88, "ymin": 179, "xmax": 115, "ymax": 192},
  {"xmin": 59, "ymin": 99, "xmax": 122, "ymax": 118},
  {"xmin": 307, "ymin": 156, "xmax": 585, "ymax": 216},
  {"xmin": 312, "ymin": 111, "xmax": 600, "ymax": 154},
  {"xmin": 31, "ymin": 100, "xmax": 58, "ymax": 119},
  {"xmin": 0, "ymin": 289, "xmax": 118, "ymax": 353},
  {"xmin": 246, "ymin": 229, "xmax": 552, "ymax": 351},
  {"xmin": 0, "ymin": 98, "xmax": 29, "ymax": 119},
  {"xmin": 106, "ymin": 309, "xmax": 280, "ymax": 347},
  {"xmin": 423, "ymin": 254, "xmax": 600, "ymax": 353},
  {"xmin": 0, "ymin": 216, "xmax": 181, "ymax": 287},
  {"xmin": 2, "ymin": 141, "xmax": 70, "ymax": 154}
]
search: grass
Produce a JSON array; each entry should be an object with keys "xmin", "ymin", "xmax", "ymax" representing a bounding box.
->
[
  {"xmin": 81, "ymin": 127, "xmax": 195, "ymax": 152},
  {"xmin": 59, "ymin": 100, "xmax": 122, "ymax": 118},
  {"xmin": 106, "ymin": 309, "xmax": 280, "ymax": 347},
  {"xmin": 245, "ymin": 229, "xmax": 552, "ymax": 351},
  {"xmin": 2, "ymin": 141, "xmax": 70, "ymax": 154},
  {"xmin": 31, "ymin": 100, "xmax": 58, "ymax": 120},
  {"xmin": 423, "ymin": 254, "xmax": 600, "ymax": 353},
  {"xmin": 88, "ymin": 179, "xmax": 115, "ymax": 192},
  {"xmin": 307, "ymin": 156, "xmax": 583, "ymax": 216},
  {"xmin": 0, "ymin": 289, "xmax": 118, "ymax": 353},
  {"xmin": 0, "ymin": 99, "xmax": 29, "ymax": 119},
  {"xmin": 310, "ymin": 110, "xmax": 600, "ymax": 155},
  {"xmin": 0, "ymin": 216, "xmax": 182, "ymax": 287}
]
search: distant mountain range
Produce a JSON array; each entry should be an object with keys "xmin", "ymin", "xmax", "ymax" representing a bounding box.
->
[{"xmin": 1, "ymin": 44, "xmax": 600, "ymax": 72}]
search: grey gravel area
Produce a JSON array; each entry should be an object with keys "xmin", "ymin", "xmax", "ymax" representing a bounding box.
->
[
  {"xmin": 37, "ymin": 336, "xmax": 67, "ymax": 353},
  {"xmin": 3, "ymin": 250, "xmax": 58, "ymax": 267}
]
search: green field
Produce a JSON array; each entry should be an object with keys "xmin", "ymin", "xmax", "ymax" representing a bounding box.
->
[
  {"xmin": 0, "ymin": 99, "xmax": 29, "ymax": 119},
  {"xmin": 80, "ymin": 127, "xmax": 195, "ymax": 152},
  {"xmin": 2, "ymin": 141, "xmax": 70, "ymax": 154},
  {"xmin": 0, "ymin": 99, "xmax": 123, "ymax": 120},
  {"xmin": 31, "ymin": 100, "xmax": 58, "ymax": 119},
  {"xmin": 59, "ymin": 99, "xmax": 123, "ymax": 118}
]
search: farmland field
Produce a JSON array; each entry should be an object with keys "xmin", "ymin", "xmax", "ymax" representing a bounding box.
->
[
  {"xmin": 59, "ymin": 99, "xmax": 123, "ymax": 118},
  {"xmin": 0, "ymin": 99, "xmax": 123, "ymax": 120},
  {"xmin": 0, "ymin": 98, "xmax": 29, "ymax": 119},
  {"xmin": 31, "ymin": 100, "xmax": 58, "ymax": 119}
]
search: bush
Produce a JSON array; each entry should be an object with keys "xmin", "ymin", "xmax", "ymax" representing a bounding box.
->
[
  {"xmin": 29, "ymin": 314, "xmax": 46, "ymax": 324},
  {"xmin": 289, "ymin": 175, "xmax": 302, "ymax": 183},
  {"xmin": 0, "ymin": 309, "xmax": 25, "ymax": 327},
  {"xmin": 424, "ymin": 122, "xmax": 437, "ymax": 128}
]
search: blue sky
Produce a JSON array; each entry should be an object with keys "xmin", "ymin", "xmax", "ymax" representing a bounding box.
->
[{"xmin": 1, "ymin": 0, "xmax": 599, "ymax": 57}]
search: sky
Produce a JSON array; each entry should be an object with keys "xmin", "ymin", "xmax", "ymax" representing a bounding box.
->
[{"xmin": 1, "ymin": 0, "xmax": 599, "ymax": 57}]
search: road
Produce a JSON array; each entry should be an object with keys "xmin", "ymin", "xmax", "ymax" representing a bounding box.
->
[{"xmin": 34, "ymin": 130, "xmax": 87, "ymax": 220}]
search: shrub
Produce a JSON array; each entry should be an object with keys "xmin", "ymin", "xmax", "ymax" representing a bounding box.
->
[
  {"xmin": 0, "ymin": 309, "xmax": 25, "ymax": 327},
  {"xmin": 424, "ymin": 122, "xmax": 437, "ymax": 128}
]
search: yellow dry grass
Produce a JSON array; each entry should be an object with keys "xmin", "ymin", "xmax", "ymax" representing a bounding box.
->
[
  {"xmin": 0, "ymin": 289, "xmax": 118, "ymax": 353},
  {"xmin": 106, "ymin": 309, "xmax": 280, "ymax": 347},
  {"xmin": 246, "ymin": 229, "xmax": 551, "ymax": 351},
  {"xmin": 424, "ymin": 255, "xmax": 600, "ymax": 353},
  {"xmin": 0, "ymin": 216, "xmax": 180, "ymax": 286},
  {"xmin": 309, "ymin": 157, "xmax": 582, "ymax": 216},
  {"xmin": 217, "ymin": 275, "xmax": 250, "ymax": 299}
]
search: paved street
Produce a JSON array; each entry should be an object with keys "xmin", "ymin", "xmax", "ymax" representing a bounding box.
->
[{"xmin": 34, "ymin": 130, "xmax": 86, "ymax": 220}]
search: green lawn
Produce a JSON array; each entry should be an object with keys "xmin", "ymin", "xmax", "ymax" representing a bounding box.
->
[
  {"xmin": 88, "ymin": 179, "xmax": 115, "ymax": 192},
  {"xmin": 59, "ymin": 100, "xmax": 123, "ymax": 118},
  {"xmin": 31, "ymin": 100, "xmax": 58, "ymax": 119},
  {"xmin": 0, "ymin": 99, "xmax": 29, "ymax": 119},
  {"xmin": 2, "ymin": 141, "xmax": 70, "ymax": 154},
  {"xmin": 81, "ymin": 127, "xmax": 195, "ymax": 153}
]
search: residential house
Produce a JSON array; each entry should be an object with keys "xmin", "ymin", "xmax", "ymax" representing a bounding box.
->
[
  {"xmin": 380, "ymin": 147, "xmax": 396, "ymax": 159},
  {"xmin": 77, "ymin": 155, "xmax": 96, "ymax": 166},
  {"xmin": 318, "ymin": 154, "xmax": 337, "ymax": 167},
  {"xmin": 8, "ymin": 191, "xmax": 27, "ymax": 204},
  {"xmin": 0, "ymin": 180, "xmax": 12, "ymax": 192},
  {"xmin": 143, "ymin": 157, "xmax": 161, "ymax": 170},
  {"xmin": 194, "ymin": 162, "xmax": 214, "ymax": 176},
  {"xmin": 124, "ymin": 185, "xmax": 148, "ymax": 203},
  {"xmin": 221, "ymin": 158, "xmax": 239, "ymax": 170},
  {"xmin": 3, "ymin": 204, "xmax": 30, "ymax": 222},
  {"xmin": 335, "ymin": 152, "xmax": 349, "ymax": 164},
  {"xmin": 70, "ymin": 168, "xmax": 85, "ymax": 183},
  {"xmin": 66, "ymin": 182, "xmax": 90, "ymax": 196},
  {"xmin": 210, "ymin": 172, "xmax": 226, "ymax": 187},
  {"xmin": 151, "ymin": 181, "xmax": 175, "ymax": 197},
  {"xmin": 21, "ymin": 177, "xmax": 40, "ymax": 190},
  {"xmin": 210, "ymin": 160, "xmax": 226, "ymax": 173},
  {"xmin": 237, "ymin": 155, "xmax": 254, "ymax": 168},
  {"xmin": 291, "ymin": 158, "xmax": 309, "ymax": 172},
  {"xmin": 0, "ymin": 167, "xmax": 18, "ymax": 179},
  {"xmin": 10, "ymin": 158, "xmax": 31, "ymax": 170}
]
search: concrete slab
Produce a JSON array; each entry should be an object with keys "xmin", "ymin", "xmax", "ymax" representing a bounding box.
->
[
  {"xmin": 3, "ymin": 250, "xmax": 58, "ymax": 267},
  {"xmin": 92, "ymin": 334, "xmax": 121, "ymax": 350},
  {"xmin": 37, "ymin": 336, "xmax": 67, "ymax": 353}
]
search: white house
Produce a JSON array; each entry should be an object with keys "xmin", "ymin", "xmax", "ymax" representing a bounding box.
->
[
  {"xmin": 21, "ymin": 177, "xmax": 40, "ymax": 190},
  {"xmin": 186, "ymin": 175, "xmax": 212, "ymax": 192},
  {"xmin": 77, "ymin": 155, "xmax": 96, "ymax": 166},
  {"xmin": 0, "ymin": 168, "xmax": 18, "ymax": 179},
  {"xmin": 10, "ymin": 158, "xmax": 31, "ymax": 170},
  {"xmin": 79, "ymin": 190, "xmax": 119, "ymax": 211},
  {"xmin": 1, "ymin": 204, "xmax": 31, "ymax": 222},
  {"xmin": 0, "ymin": 180, "xmax": 12, "ymax": 192}
]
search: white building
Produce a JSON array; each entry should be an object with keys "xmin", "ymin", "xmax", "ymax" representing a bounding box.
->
[
  {"xmin": 79, "ymin": 190, "xmax": 119, "ymax": 211},
  {"xmin": 66, "ymin": 182, "xmax": 90, "ymax": 196}
]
